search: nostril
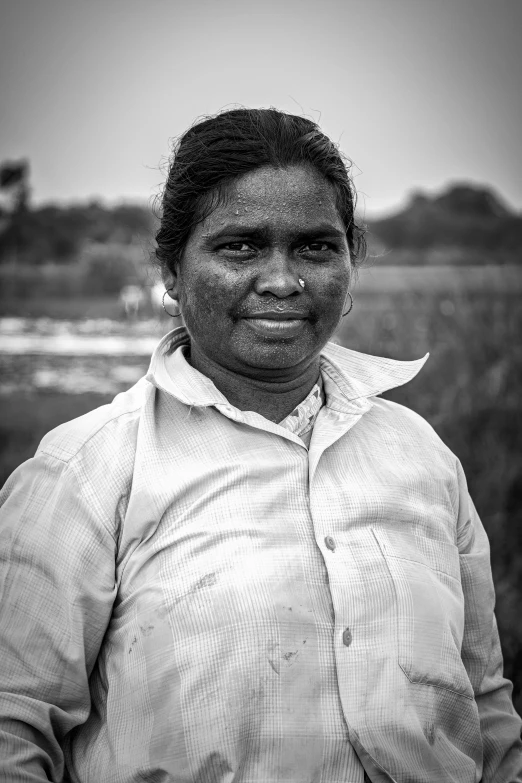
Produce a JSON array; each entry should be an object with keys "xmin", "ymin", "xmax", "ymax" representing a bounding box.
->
[{"xmin": 255, "ymin": 269, "xmax": 304, "ymax": 298}]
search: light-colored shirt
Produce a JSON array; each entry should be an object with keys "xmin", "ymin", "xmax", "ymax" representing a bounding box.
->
[
  {"xmin": 278, "ymin": 376, "xmax": 324, "ymax": 445},
  {"xmin": 1, "ymin": 327, "xmax": 521, "ymax": 783}
]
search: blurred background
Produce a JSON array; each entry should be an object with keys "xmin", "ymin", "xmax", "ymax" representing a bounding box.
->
[{"xmin": 1, "ymin": 0, "xmax": 521, "ymax": 712}]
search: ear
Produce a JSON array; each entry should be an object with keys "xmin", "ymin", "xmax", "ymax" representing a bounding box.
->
[{"xmin": 162, "ymin": 265, "xmax": 180, "ymax": 300}]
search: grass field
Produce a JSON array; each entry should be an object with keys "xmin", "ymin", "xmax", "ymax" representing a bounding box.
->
[
  {"xmin": 355, "ymin": 263, "xmax": 522, "ymax": 294},
  {"xmin": 1, "ymin": 266, "xmax": 521, "ymax": 714}
]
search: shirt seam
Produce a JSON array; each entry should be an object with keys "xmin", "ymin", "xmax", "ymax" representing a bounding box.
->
[
  {"xmin": 38, "ymin": 398, "xmax": 146, "ymax": 465},
  {"xmin": 32, "ymin": 447, "xmax": 123, "ymax": 543}
]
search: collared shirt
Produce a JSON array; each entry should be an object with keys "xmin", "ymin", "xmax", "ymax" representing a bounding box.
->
[
  {"xmin": 174, "ymin": 344, "xmax": 325, "ymax": 446},
  {"xmin": 279, "ymin": 376, "xmax": 324, "ymax": 445},
  {"xmin": 0, "ymin": 327, "xmax": 521, "ymax": 783}
]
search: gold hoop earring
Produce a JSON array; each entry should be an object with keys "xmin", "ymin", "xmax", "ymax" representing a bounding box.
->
[
  {"xmin": 162, "ymin": 289, "xmax": 182, "ymax": 318},
  {"xmin": 342, "ymin": 292, "xmax": 354, "ymax": 317}
]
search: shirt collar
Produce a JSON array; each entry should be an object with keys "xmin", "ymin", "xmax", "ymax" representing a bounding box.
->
[
  {"xmin": 319, "ymin": 340, "xmax": 428, "ymax": 401},
  {"xmin": 146, "ymin": 326, "xmax": 428, "ymax": 408}
]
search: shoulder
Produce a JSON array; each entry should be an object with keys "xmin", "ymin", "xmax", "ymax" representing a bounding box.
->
[
  {"xmin": 36, "ymin": 376, "xmax": 152, "ymax": 466},
  {"xmin": 367, "ymin": 395, "xmax": 457, "ymax": 463},
  {"xmin": 369, "ymin": 395, "xmax": 437, "ymax": 433},
  {"xmin": 0, "ymin": 378, "xmax": 154, "ymax": 542}
]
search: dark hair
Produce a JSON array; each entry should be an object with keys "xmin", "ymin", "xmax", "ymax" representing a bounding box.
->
[{"xmin": 155, "ymin": 108, "xmax": 366, "ymax": 276}]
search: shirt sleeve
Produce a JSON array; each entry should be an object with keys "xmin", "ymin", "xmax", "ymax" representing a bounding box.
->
[
  {"xmin": 456, "ymin": 461, "xmax": 522, "ymax": 782},
  {"xmin": 0, "ymin": 451, "xmax": 118, "ymax": 782}
]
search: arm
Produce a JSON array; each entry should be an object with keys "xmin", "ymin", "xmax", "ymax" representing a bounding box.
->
[
  {"xmin": 456, "ymin": 461, "xmax": 522, "ymax": 782},
  {"xmin": 0, "ymin": 451, "xmax": 118, "ymax": 782}
]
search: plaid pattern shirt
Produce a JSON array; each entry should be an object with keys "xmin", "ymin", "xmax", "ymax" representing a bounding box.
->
[
  {"xmin": 279, "ymin": 376, "xmax": 324, "ymax": 445},
  {"xmin": 1, "ymin": 327, "xmax": 521, "ymax": 783}
]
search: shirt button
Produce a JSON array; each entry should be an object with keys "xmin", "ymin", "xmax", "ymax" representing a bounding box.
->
[
  {"xmin": 324, "ymin": 536, "xmax": 336, "ymax": 551},
  {"xmin": 342, "ymin": 628, "xmax": 352, "ymax": 647}
]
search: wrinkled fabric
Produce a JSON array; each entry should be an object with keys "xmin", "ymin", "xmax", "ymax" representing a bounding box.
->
[
  {"xmin": 1, "ymin": 327, "xmax": 521, "ymax": 783},
  {"xmin": 278, "ymin": 375, "xmax": 324, "ymax": 445}
]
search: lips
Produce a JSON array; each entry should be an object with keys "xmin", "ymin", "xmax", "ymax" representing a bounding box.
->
[
  {"xmin": 242, "ymin": 311, "xmax": 308, "ymax": 338},
  {"xmin": 242, "ymin": 310, "xmax": 308, "ymax": 320}
]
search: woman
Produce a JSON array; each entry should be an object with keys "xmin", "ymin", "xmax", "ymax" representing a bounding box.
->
[{"xmin": 0, "ymin": 108, "xmax": 520, "ymax": 783}]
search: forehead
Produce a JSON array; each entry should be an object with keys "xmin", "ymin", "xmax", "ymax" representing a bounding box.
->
[
  {"xmin": 200, "ymin": 165, "xmax": 344, "ymax": 233},
  {"xmin": 228, "ymin": 165, "xmax": 336, "ymax": 204}
]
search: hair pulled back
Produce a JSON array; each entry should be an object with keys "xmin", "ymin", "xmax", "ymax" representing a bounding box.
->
[{"xmin": 155, "ymin": 108, "xmax": 366, "ymax": 278}]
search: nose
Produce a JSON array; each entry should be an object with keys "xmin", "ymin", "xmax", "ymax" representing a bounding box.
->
[{"xmin": 255, "ymin": 249, "xmax": 302, "ymax": 298}]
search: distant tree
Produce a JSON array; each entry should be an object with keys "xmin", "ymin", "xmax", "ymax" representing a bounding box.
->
[
  {"xmin": 369, "ymin": 183, "xmax": 522, "ymax": 264},
  {"xmin": 0, "ymin": 160, "xmax": 31, "ymax": 264},
  {"xmin": 0, "ymin": 177, "xmax": 154, "ymax": 265},
  {"xmin": 0, "ymin": 159, "xmax": 30, "ymax": 213}
]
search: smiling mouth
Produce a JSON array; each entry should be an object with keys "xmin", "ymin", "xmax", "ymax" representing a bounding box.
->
[
  {"xmin": 242, "ymin": 312, "xmax": 308, "ymax": 337},
  {"xmin": 243, "ymin": 309, "xmax": 308, "ymax": 320}
]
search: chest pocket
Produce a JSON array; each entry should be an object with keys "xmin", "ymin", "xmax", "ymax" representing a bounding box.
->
[{"xmin": 372, "ymin": 527, "xmax": 474, "ymax": 699}]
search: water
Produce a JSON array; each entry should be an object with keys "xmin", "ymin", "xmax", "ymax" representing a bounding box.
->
[{"xmin": 0, "ymin": 318, "xmax": 166, "ymax": 395}]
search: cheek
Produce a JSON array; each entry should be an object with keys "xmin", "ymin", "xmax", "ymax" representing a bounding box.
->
[
  {"xmin": 324, "ymin": 278, "xmax": 347, "ymax": 299},
  {"xmin": 309, "ymin": 270, "xmax": 351, "ymax": 329},
  {"xmin": 321, "ymin": 271, "xmax": 351, "ymax": 306},
  {"xmin": 179, "ymin": 268, "xmax": 244, "ymax": 320}
]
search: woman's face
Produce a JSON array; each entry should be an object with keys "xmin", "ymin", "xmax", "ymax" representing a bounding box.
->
[{"xmin": 169, "ymin": 165, "xmax": 352, "ymax": 381}]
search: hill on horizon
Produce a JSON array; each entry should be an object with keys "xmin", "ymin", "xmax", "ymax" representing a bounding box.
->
[{"xmin": 368, "ymin": 183, "xmax": 522, "ymax": 265}]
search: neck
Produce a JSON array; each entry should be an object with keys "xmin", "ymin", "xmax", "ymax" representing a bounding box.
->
[{"xmin": 189, "ymin": 346, "xmax": 321, "ymax": 423}]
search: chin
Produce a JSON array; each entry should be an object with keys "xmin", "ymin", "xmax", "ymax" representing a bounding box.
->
[{"xmin": 235, "ymin": 342, "xmax": 318, "ymax": 372}]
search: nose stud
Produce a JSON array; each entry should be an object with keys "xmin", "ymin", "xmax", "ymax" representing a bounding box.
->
[{"xmin": 298, "ymin": 278, "xmax": 305, "ymax": 289}]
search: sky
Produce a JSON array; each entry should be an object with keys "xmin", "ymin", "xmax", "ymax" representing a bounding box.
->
[{"xmin": 1, "ymin": 0, "xmax": 521, "ymax": 216}]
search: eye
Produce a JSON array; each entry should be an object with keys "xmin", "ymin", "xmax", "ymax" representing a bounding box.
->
[
  {"xmin": 219, "ymin": 241, "xmax": 253, "ymax": 252},
  {"xmin": 214, "ymin": 239, "xmax": 259, "ymax": 261},
  {"xmin": 298, "ymin": 241, "xmax": 334, "ymax": 255},
  {"xmin": 306, "ymin": 242, "xmax": 331, "ymax": 252}
]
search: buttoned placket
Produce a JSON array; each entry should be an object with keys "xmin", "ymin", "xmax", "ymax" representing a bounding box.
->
[{"xmin": 306, "ymin": 394, "xmax": 375, "ymax": 745}]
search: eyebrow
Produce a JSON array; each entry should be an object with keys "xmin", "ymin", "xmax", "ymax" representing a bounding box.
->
[{"xmin": 203, "ymin": 223, "xmax": 346, "ymax": 243}]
